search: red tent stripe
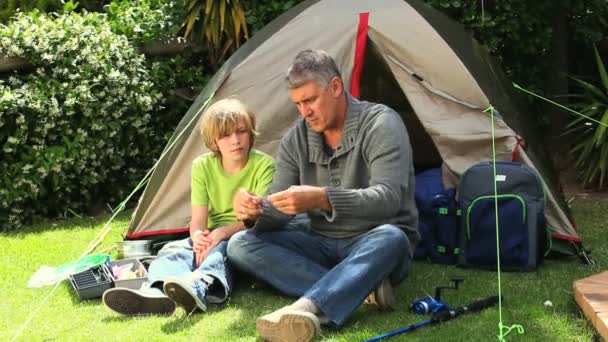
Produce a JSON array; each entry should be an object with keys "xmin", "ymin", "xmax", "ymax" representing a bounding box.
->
[
  {"xmin": 350, "ymin": 12, "xmax": 369, "ymax": 98},
  {"xmin": 552, "ymin": 233, "xmax": 581, "ymax": 242},
  {"xmin": 126, "ymin": 227, "xmax": 189, "ymax": 239}
]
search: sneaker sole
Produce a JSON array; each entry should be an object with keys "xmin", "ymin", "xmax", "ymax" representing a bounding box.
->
[
  {"xmin": 257, "ymin": 312, "xmax": 319, "ymax": 342},
  {"xmin": 102, "ymin": 288, "xmax": 175, "ymax": 316},
  {"xmin": 164, "ymin": 281, "xmax": 207, "ymax": 313}
]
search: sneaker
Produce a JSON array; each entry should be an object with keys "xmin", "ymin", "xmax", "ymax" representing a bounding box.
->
[
  {"xmin": 256, "ymin": 306, "xmax": 321, "ymax": 342},
  {"xmin": 365, "ymin": 278, "xmax": 396, "ymax": 311},
  {"xmin": 163, "ymin": 277, "xmax": 207, "ymax": 313},
  {"xmin": 102, "ymin": 286, "xmax": 175, "ymax": 316}
]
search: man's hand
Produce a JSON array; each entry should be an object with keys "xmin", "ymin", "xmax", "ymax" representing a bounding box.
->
[
  {"xmin": 267, "ymin": 185, "xmax": 331, "ymax": 215},
  {"xmin": 233, "ymin": 188, "xmax": 263, "ymax": 221}
]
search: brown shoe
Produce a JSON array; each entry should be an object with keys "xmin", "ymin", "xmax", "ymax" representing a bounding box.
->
[
  {"xmin": 365, "ymin": 278, "xmax": 396, "ymax": 311},
  {"xmin": 256, "ymin": 306, "xmax": 320, "ymax": 342}
]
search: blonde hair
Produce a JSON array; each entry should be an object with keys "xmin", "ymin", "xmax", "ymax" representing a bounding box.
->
[{"xmin": 200, "ymin": 98, "xmax": 258, "ymax": 154}]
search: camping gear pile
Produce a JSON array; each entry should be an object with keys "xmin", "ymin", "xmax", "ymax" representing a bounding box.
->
[
  {"xmin": 27, "ymin": 251, "xmax": 153, "ymax": 300},
  {"xmin": 69, "ymin": 257, "xmax": 151, "ymax": 300},
  {"xmin": 414, "ymin": 160, "xmax": 550, "ymax": 271}
]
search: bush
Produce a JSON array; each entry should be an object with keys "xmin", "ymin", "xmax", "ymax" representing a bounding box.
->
[
  {"xmin": 105, "ymin": 0, "xmax": 183, "ymax": 44},
  {"xmin": 0, "ymin": 0, "xmax": 109, "ymax": 24},
  {"xmin": 0, "ymin": 10, "xmax": 162, "ymax": 230},
  {"xmin": 245, "ymin": 0, "xmax": 303, "ymax": 34},
  {"xmin": 563, "ymin": 46, "xmax": 608, "ymax": 188}
]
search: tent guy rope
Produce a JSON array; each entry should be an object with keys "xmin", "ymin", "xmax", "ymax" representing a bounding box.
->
[{"xmin": 484, "ymin": 105, "xmax": 525, "ymax": 341}]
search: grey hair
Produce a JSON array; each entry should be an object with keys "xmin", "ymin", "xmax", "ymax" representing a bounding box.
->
[{"xmin": 286, "ymin": 49, "xmax": 342, "ymax": 89}]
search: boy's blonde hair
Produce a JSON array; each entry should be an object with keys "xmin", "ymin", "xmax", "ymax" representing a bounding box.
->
[{"xmin": 200, "ymin": 98, "xmax": 258, "ymax": 154}]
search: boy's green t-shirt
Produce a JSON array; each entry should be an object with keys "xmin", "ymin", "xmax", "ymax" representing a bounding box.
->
[{"xmin": 191, "ymin": 149, "xmax": 275, "ymax": 229}]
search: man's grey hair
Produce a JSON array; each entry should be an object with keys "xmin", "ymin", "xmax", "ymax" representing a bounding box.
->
[{"xmin": 286, "ymin": 49, "xmax": 342, "ymax": 89}]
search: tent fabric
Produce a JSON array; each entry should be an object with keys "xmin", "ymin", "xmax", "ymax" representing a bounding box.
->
[{"xmin": 126, "ymin": 0, "xmax": 583, "ymax": 256}]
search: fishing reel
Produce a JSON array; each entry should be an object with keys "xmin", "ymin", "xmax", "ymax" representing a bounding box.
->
[{"xmin": 410, "ymin": 276, "xmax": 464, "ymax": 314}]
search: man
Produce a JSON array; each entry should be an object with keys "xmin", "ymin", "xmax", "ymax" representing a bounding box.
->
[{"xmin": 227, "ymin": 49, "xmax": 419, "ymax": 342}]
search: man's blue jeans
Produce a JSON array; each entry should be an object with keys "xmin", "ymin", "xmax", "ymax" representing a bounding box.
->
[
  {"xmin": 148, "ymin": 238, "xmax": 232, "ymax": 304},
  {"xmin": 227, "ymin": 220, "xmax": 411, "ymax": 326}
]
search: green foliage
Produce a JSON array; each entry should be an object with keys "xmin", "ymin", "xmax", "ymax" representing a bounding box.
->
[
  {"xmin": 181, "ymin": 0, "xmax": 249, "ymax": 68},
  {"xmin": 0, "ymin": 0, "xmax": 108, "ymax": 23},
  {"xmin": 105, "ymin": 0, "xmax": 184, "ymax": 43},
  {"xmin": 0, "ymin": 0, "xmax": 63, "ymax": 24},
  {"xmin": 563, "ymin": 46, "xmax": 608, "ymax": 189},
  {"xmin": 245, "ymin": 0, "xmax": 302, "ymax": 34},
  {"xmin": 146, "ymin": 51, "xmax": 210, "ymax": 144},
  {"xmin": 0, "ymin": 10, "xmax": 163, "ymax": 231}
]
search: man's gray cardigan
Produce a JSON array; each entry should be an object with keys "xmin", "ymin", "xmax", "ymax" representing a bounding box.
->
[{"xmin": 256, "ymin": 93, "xmax": 419, "ymax": 253}]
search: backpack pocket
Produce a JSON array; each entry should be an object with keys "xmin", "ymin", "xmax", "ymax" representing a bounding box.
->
[
  {"xmin": 428, "ymin": 192, "xmax": 460, "ymax": 264},
  {"xmin": 464, "ymin": 194, "xmax": 529, "ymax": 268}
]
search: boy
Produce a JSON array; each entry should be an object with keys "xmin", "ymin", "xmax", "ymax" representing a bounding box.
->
[{"xmin": 103, "ymin": 98, "xmax": 274, "ymax": 315}]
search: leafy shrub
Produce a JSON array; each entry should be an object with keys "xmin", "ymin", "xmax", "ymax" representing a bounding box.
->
[
  {"xmin": 245, "ymin": 0, "xmax": 302, "ymax": 34},
  {"xmin": 0, "ymin": 0, "xmax": 109, "ymax": 24},
  {"xmin": 146, "ymin": 51, "xmax": 209, "ymax": 145},
  {"xmin": 563, "ymin": 46, "xmax": 608, "ymax": 188},
  {"xmin": 105, "ymin": 0, "xmax": 183, "ymax": 43},
  {"xmin": 0, "ymin": 10, "xmax": 162, "ymax": 230},
  {"xmin": 0, "ymin": 0, "xmax": 63, "ymax": 24}
]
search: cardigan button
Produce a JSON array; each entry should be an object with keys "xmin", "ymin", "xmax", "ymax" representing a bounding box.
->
[{"xmin": 331, "ymin": 179, "xmax": 341, "ymax": 186}]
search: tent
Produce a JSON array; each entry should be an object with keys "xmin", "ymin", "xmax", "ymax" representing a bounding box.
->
[{"xmin": 125, "ymin": 0, "xmax": 586, "ymax": 257}]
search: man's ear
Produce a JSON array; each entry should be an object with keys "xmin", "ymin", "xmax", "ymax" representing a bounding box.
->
[{"xmin": 329, "ymin": 76, "xmax": 343, "ymax": 97}]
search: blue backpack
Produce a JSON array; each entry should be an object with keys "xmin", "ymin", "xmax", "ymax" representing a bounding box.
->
[
  {"xmin": 457, "ymin": 161, "xmax": 547, "ymax": 271},
  {"xmin": 414, "ymin": 168, "xmax": 460, "ymax": 264}
]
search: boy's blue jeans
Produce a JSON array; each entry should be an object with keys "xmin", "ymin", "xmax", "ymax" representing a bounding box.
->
[
  {"xmin": 148, "ymin": 238, "xmax": 231, "ymax": 303},
  {"xmin": 227, "ymin": 220, "xmax": 411, "ymax": 326}
]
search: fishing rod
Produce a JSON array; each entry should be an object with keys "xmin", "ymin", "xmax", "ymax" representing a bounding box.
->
[{"xmin": 364, "ymin": 295, "xmax": 501, "ymax": 342}]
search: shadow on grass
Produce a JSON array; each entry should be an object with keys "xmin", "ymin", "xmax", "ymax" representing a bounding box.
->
[{"xmin": 160, "ymin": 312, "xmax": 204, "ymax": 334}]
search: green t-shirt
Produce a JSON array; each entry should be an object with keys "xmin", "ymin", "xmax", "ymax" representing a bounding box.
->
[{"xmin": 191, "ymin": 149, "xmax": 275, "ymax": 229}]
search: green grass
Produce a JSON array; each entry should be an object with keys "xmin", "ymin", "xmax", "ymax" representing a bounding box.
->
[{"xmin": 1, "ymin": 198, "xmax": 606, "ymax": 341}]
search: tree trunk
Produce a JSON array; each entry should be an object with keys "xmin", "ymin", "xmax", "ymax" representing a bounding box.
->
[{"xmin": 543, "ymin": 3, "xmax": 570, "ymax": 170}]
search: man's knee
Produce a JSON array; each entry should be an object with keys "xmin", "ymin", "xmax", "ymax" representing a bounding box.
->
[
  {"xmin": 371, "ymin": 225, "xmax": 410, "ymax": 257},
  {"xmin": 226, "ymin": 230, "xmax": 252, "ymax": 263},
  {"xmin": 373, "ymin": 225, "xmax": 408, "ymax": 244},
  {"xmin": 372, "ymin": 225, "xmax": 411, "ymax": 284}
]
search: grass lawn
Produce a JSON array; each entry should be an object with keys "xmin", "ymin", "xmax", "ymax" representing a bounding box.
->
[{"xmin": 1, "ymin": 198, "xmax": 606, "ymax": 341}]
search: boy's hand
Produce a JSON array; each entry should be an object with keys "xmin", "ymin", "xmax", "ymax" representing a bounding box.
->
[
  {"xmin": 267, "ymin": 185, "xmax": 331, "ymax": 215},
  {"xmin": 195, "ymin": 229, "xmax": 225, "ymax": 266},
  {"xmin": 233, "ymin": 188, "xmax": 263, "ymax": 221},
  {"xmin": 192, "ymin": 229, "xmax": 211, "ymax": 254}
]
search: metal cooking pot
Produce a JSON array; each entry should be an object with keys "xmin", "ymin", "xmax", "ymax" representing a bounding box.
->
[{"xmin": 116, "ymin": 240, "xmax": 153, "ymax": 258}]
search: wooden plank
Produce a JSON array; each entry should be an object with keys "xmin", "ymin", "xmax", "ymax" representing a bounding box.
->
[
  {"xmin": 598, "ymin": 312, "xmax": 608, "ymax": 340},
  {"xmin": 573, "ymin": 271, "xmax": 608, "ymax": 340}
]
